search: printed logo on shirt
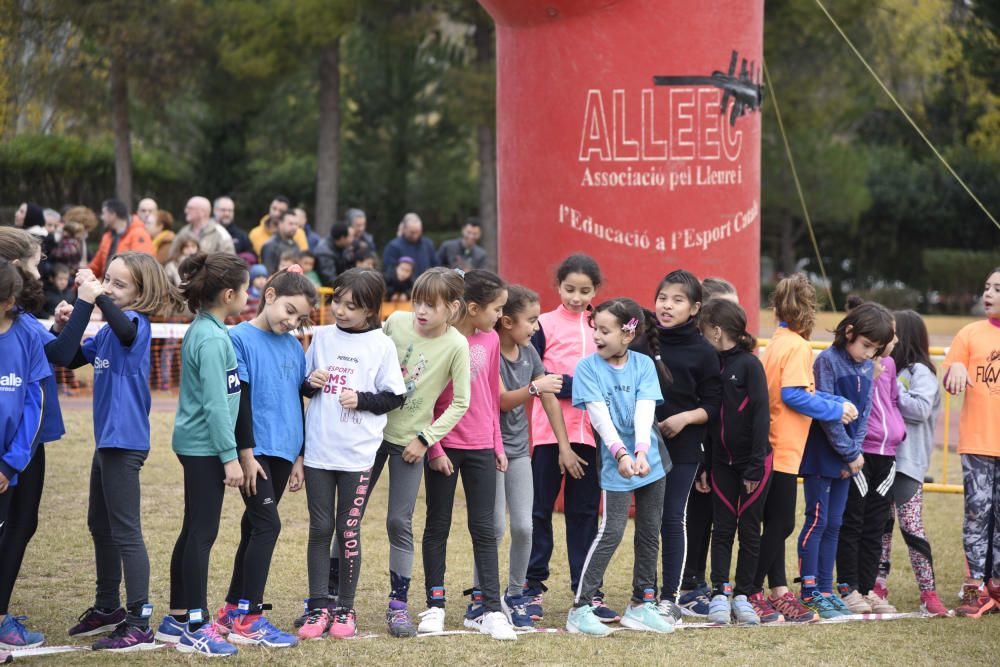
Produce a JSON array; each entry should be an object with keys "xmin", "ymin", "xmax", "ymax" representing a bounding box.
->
[
  {"xmin": 0, "ymin": 372, "xmax": 23, "ymax": 391},
  {"xmin": 469, "ymin": 343, "xmax": 488, "ymax": 381},
  {"xmin": 226, "ymin": 367, "xmax": 240, "ymax": 394},
  {"xmin": 975, "ymin": 349, "xmax": 1000, "ymax": 396},
  {"xmin": 93, "ymin": 357, "xmax": 111, "ymax": 371}
]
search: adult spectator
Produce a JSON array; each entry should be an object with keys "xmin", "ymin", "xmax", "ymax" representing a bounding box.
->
[
  {"xmin": 136, "ymin": 197, "xmax": 158, "ymax": 225},
  {"xmin": 38, "ymin": 208, "xmax": 63, "ymax": 276},
  {"xmin": 147, "ymin": 210, "xmax": 176, "ymax": 264},
  {"xmin": 89, "ymin": 198, "xmax": 154, "ymax": 278},
  {"xmin": 249, "ymin": 195, "xmax": 308, "ymax": 255},
  {"xmin": 18, "ymin": 203, "xmax": 43, "ymax": 232},
  {"xmin": 314, "ymin": 221, "xmax": 356, "ymax": 286},
  {"xmin": 261, "ymin": 210, "xmax": 302, "ymax": 274},
  {"xmin": 382, "ymin": 212, "xmax": 438, "ymax": 280},
  {"xmin": 295, "ymin": 207, "xmax": 321, "ymax": 250},
  {"xmin": 346, "ymin": 207, "xmax": 376, "ymax": 254},
  {"xmin": 213, "ymin": 195, "xmax": 255, "ymax": 260},
  {"xmin": 171, "ymin": 195, "xmax": 235, "ymax": 256},
  {"xmin": 437, "ymin": 218, "xmax": 488, "ymax": 271}
]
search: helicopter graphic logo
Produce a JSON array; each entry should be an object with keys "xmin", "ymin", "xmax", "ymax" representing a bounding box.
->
[{"xmin": 653, "ymin": 50, "xmax": 764, "ymax": 126}]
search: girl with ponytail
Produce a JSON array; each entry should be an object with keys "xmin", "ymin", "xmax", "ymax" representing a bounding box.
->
[{"xmin": 697, "ymin": 298, "xmax": 771, "ymax": 625}]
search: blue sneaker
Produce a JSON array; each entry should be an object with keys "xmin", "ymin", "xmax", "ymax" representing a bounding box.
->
[
  {"xmin": 463, "ymin": 589, "xmax": 485, "ymax": 630},
  {"xmin": 621, "ymin": 602, "xmax": 675, "ymax": 633},
  {"xmin": 731, "ymin": 595, "xmax": 760, "ymax": 625},
  {"xmin": 678, "ymin": 585, "xmax": 712, "ymax": 617},
  {"xmin": 501, "ymin": 594, "xmax": 534, "ymax": 630},
  {"xmin": 708, "ymin": 594, "xmax": 731, "ymax": 625},
  {"xmin": 230, "ymin": 613, "xmax": 298, "ymax": 647},
  {"xmin": 566, "ymin": 605, "xmax": 611, "ymax": 636},
  {"xmin": 177, "ymin": 622, "xmax": 238, "ymax": 657},
  {"xmin": 826, "ymin": 593, "xmax": 853, "ymax": 617},
  {"xmin": 0, "ymin": 615, "xmax": 44, "ymax": 650},
  {"xmin": 801, "ymin": 590, "xmax": 841, "ymax": 620},
  {"xmin": 591, "ymin": 592, "xmax": 621, "ymax": 622},
  {"xmin": 522, "ymin": 583, "xmax": 545, "ymax": 621},
  {"xmin": 153, "ymin": 615, "xmax": 186, "ymax": 644}
]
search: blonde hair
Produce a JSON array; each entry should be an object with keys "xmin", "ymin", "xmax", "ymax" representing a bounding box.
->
[
  {"xmin": 0, "ymin": 227, "xmax": 41, "ymax": 263},
  {"xmin": 110, "ymin": 251, "xmax": 186, "ymax": 316},
  {"xmin": 411, "ymin": 267, "xmax": 465, "ymax": 324},
  {"xmin": 770, "ymin": 273, "xmax": 817, "ymax": 339}
]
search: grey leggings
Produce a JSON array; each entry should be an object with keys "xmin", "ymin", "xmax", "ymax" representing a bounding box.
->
[
  {"xmin": 473, "ymin": 456, "xmax": 533, "ymax": 598},
  {"xmin": 305, "ymin": 467, "xmax": 372, "ymax": 610},
  {"xmin": 88, "ymin": 448, "xmax": 150, "ymax": 624},
  {"xmin": 575, "ymin": 476, "xmax": 665, "ymax": 606},
  {"xmin": 369, "ymin": 440, "xmax": 424, "ymax": 577}
]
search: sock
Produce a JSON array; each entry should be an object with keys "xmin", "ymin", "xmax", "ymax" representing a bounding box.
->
[
  {"xmin": 170, "ymin": 613, "xmax": 188, "ymax": 623},
  {"xmin": 389, "ymin": 571, "xmax": 411, "ymax": 604},
  {"xmin": 126, "ymin": 603, "xmax": 152, "ymax": 629}
]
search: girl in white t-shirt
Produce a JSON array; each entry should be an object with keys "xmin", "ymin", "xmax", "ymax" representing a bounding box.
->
[{"xmin": 297, "ymin": 269, "xmax": 406, "ymax": 640}]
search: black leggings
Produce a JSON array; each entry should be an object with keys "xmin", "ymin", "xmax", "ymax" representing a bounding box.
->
[
  {"xmin": 423, "ymin": 448, "xmax": 500, "ymax": 611},
  {"xmin": 0, "ymin": 445, "xmax": 44, "ymax": 616},
  {"xmin": 682, "ymin": 482, "xmax": 713, "ymax": 590},
  {"xmin": 752, "ymin": 470, "xmax": 798, "ymax": 593},
  {"xmin": 225, "ymin": 455, "xmax": 292, "ymax": 611},
  {"xmin": 710, "ymin": 459, "xmax": 772, "ymax": 596},
  {"xmin": 170, "ymin": 455, "xmax": 226, "ymax": 616}
]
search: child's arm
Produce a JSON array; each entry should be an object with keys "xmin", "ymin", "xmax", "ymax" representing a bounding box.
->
[
  {"xmin": 235, "ymin": 379, "xmax": 267, "ymax": 496},
  {"xmin": 197, "ymin": 337, "xmax": 240, "ymax": 464},
  {"xmin": 44, "ymin": 277, "xmax": 103, "ymax": 368},
  {"xmin": 540, "ymin": 391, "xmax": 586, "ymax": 479},
  {"xmin": 416, "ymin": 343, "xmax": 471, "ymax": 462},
  {"xmin": 744, "ymin": 361, "xmax": 772, "ymax": 483},
  {"xmin": 94, "ymin": 295, "xmax": 137, "ymax": 347},
  {"xmin": 585, "ymin": 401, "xmax": 634, "ymax": 478},
  {"xmin": 0, "ymin": 381, "xmax": 44, "ymax": 493},
  {"xmin": 353, "ymin": 391, "xmax": 405, "ymax": 415},
  {"xmin": 530, "ymin": 324, "xmax": 574, "ymax": 400},
  {"xmin": 489, "ymin": 349, "xmax": 506, "ymax": 469},
  {"xmin": 813, "ymin": 354, "xmax": 863, "ymax": 465},
  {"xmin": 897, "ymin": 365, "xmax": 937, "ymax": 424},
  {"xmin": 351, "ymin": 339, "xmax": 407, "ymax": 415},
  {"xmin": 942, "ymin": 328, "xmax": 970, "ymax": 395},
  {"xmin": 499, "ymin": 373, "xmax": 562, "ymax": 412}
]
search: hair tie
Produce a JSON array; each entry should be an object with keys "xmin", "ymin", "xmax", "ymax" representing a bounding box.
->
[
  {"xmin": 453, "ymin": 268, "xmax": 466, "ymax": 278},
  {"xmin": 654, "ymin": 355, "xmax": 662, "ymax": 361},
  {"xmin": 286, "ymin": 264, "xmax": 303, "ymax": 274}
]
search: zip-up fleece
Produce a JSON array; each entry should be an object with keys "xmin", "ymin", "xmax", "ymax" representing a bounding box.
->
[
  {"xmin": 530, "ymin": 305, "xmax": 596, "ymax": 447},
  {"xmin": 861, "ymin": 356, "xmax": 906, "ymax": 457},
  {"xmin": 894, "ymin": 362, "xmax": 940, "ymax": 482},
  {"xmin": 708, "ymin": 346, "xmax": 772, "ymax": 481}
]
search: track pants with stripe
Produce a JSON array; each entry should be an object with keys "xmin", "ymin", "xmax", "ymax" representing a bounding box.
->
[
  {"xmin": 710, "ymin": 455, "xmax": 773, "ymax": 597},
  {"xmin": 837, "ymin": 453, "xmax": 896, "ymax": 594},
  {"xmin": 797, "ymin": 475, "xmax": 850, "ymax": 594}
]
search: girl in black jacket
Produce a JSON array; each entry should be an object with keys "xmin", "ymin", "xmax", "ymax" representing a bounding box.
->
[{"xmin": 699, "ymin": 299, "xmax": 771, "ymax": 624}]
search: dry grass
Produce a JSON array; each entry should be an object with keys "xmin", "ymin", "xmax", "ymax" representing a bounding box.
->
[{"xmin": 10, "ymin": 409, "xmax": 998, "ymax": 665}]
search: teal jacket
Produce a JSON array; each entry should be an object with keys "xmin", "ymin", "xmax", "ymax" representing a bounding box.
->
[{"xmin": 172, "ymin": 312, "xmax": 240, "ymax": 462}]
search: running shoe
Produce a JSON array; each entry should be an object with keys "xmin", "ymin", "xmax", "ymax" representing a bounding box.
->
[
  {"xmin": 386, "ymin": 601, "xmax": 417, "ymax": 638},
  {"xmin": 825, "ymin": 593, "xmax": 853, "ymax": 617},
  {"xmin": 800, "ymin": 590, "xmax": 841, "ymax": 620},
  {"xmin": 176, "ymin": 622, "xmax": 238, "ymax": 657},
  {"xmin": 522, "ymin": 583, "xmax": 545, "ymax": 621},
  {"xmin": 328, "ymin": 608, "xmax": 357, "ymax": 639},
  {"xmin": 501, "ymin": 594, "xmax": 534, "ymax": 630},
  {"xmin": 748, "ymin": 592, "xmax": 783, "ymax": 624},
  {"xmin": 0, "ymin": 615, "xmax": 43, "ymax": 650},
  {"xmin": 91, "ymin": 623, "xmax": 158, "ymax": 652},
  {"xmin": 955, "ymin": 584, "xmax": 996, "ymax": 618},
  {"xmin": 731, "ymin": 595, "xmax": 760, "ymax": 625},
  {"xmin": 919, "ymin": 590, "xmax": 953, "ymax": 618},
  {"xmin": 987, "ymin": 578, "xmax": 1000, "ymax": 605},
  {"xmin": 865, "ymin": 592, "xmax": 897, "ymax": 614},
  {"xmin": 566, "ymin": 605, "xmax": 611, "ymax": 636},
  {"xmin": 836, "ymin": 584, "xmax": 872, "ymax": 614},
  {"xmin": 297, "ymin": 608, "xmax": 331, "ymax": 640},
  {"xmin": 68, "ymin": 607, "xmax": 126, "ymax": 637},
  {"xmin": 677, "ymin": 585, "xmax": 712, "ymax": 617},
  {"xmin": 479, "ymin": 611, "xmax": 517, "ymax": 641},
  {"xmin": 417, "ymin": 607, "xmax": 445, "ymax": 634},
  {"xmin": 464, "ymin": 589, "xmax": 485, "ymax": 628},
  {"xmin": 769, "ymin": 592, "xmax": 816, "ymax": 623},
  {"xmin": 215, "ymin": 603, "xmax": 238, "ymax": 635},
  {"xmin": 655, "ymin": 598, "xmax": 684, "ymax": 625},
  {"xmin": 707, "ymin": 594, "xmax": 731, "ymax": 625},
  {"xmin": 153, "ymin": 615, "xmax": 186, "ymax": 644},
  {"xmin": 229, "ymin": 614, "xmax": 298, "ymax": 647},
  {"xmin": 871, "ymin": 577, "xmax": 889, "ymax": 601},
  {"xmin": 621, "ymin": 602, "xmax": 674, "ymax": 633},
  {"xmin": 591, "ymin": 592, "xmax": 621, "ymax": 622}
]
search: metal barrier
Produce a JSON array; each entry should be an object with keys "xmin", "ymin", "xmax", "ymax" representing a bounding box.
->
[{"xmin": 757, "ymin": 338, "xmax": 961, "ymax": 494}]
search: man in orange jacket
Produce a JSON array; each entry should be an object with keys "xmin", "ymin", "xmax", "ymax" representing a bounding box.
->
[{"xmin": 88, "ymin": 198, "xmax": 154, "ymax": 278}]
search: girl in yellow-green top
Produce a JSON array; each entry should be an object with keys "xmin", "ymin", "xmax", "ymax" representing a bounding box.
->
[
  {"xmin": 374, "ymin": 267, "xmax": 471, "ymax": 638},
  {"xmin": 159, "ymin": 253, "xmax": 249, "ymax": 657}
]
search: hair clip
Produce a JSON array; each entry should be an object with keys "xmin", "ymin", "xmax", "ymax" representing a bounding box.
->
[
  {"xmin": 286, "ymin": 264, "xmax": 303, "ymax": 274},
  {"xmin": 621, "ymin": 317, "xmax": 639, "ymax": 334},
  {"xmin": 453, "ymin": 268, "xmax": 466, "ymax": 278}
]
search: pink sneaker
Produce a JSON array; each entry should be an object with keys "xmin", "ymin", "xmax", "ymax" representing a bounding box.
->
[
  {"xmin": 215, "ymin": 603, "xmax": 238, "ymax": 635},
  {"xmin": 920, "ymin": 590, "xmax": 953, "ymax": 618},
  {"xmin": 328, "ymin": 608, "xmax": 357, "ymax": 639},
  {"xmin": 297, "ymin": 608, "xmax": 331, "ymax": 640},
  {"xmin": 871, "ymin": 579, "xmax": 889, "ymax": 601}
]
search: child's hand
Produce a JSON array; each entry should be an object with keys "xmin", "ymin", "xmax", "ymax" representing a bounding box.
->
[
  {"xmin": 402, "ymin": 438, "xmax": 426, "ymax": 464},
  {"xmin": 495, "ymin": 451, "xmax": 509, "ymax": 472},
  {"xmin": 533, "ymin": 374, "xmax": 563, "ymax": 395},
  {"xmin": 944, "ymin": 363, "xmax": 971, "ymax": 395},
  {"xmin": 634, "ymin": 452, "xmax": 650, "ymax": 477},
  {"xmin": 617, "ymin": 454, "xmax": 635, "ymax": 479},
  {"xmin": 558, "ymin": 447, "xmax": 588, "ymax": 480},
  {"xmin": 223, "ymin": 459, "xmax": 244, "ymax": 488},
  {"xmin": 52, "ymin": 301, "xmax": 73, "ymax": 331},
  {"xmin": 841, "ymin": 402, "xmax": 859, "ymax": 424},
  {"xmin": 0, "ymin": 470, "xmax": 8, "ymax": 494},
  {"xmin": 694, "ymin": 470, "xmax": 710, "ymax": 493},
  {"xmin": 76, "ymin": 277, "xmax": 103, "ymax": 304},
  {"xmin": 743, "ymin": 478, "xmax": 760, "ymax": 494},
  {"xmin": 74, "ymin": 268, "xmax": 97, "ymax": 286},
  {"xmin": 239, "ymin": 450, "xmax": 266, "ymax": 496},
  {"xmin": 659, "ymin": 413, "xmax": 689, "ymax": 439},
  {"xmin": 288, "ymin": 457, "xmax": 304, "ymax": 492},
  {"xmin": 339, "ymin": 388, "xmax": 359, "ymax": 409},
  {"xmin": 307, "ymin": 369, "xmax": 330, "ymax": 390},
  {"xmin": 428, "ymin": 453, "xmax": 454, "ymax": 476},
  {"xmin": 847, "ymin": 454, "xmax": 865, "ymax": 476}
]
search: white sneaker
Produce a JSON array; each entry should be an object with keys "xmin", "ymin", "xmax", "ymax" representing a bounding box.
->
[
  {"xmin": 480, "ymin": 611, "xmax": 517, "ymax": 641},
  {"xmin": 417, "ymin": 607, "xmax": 445, "ymax": 633}
]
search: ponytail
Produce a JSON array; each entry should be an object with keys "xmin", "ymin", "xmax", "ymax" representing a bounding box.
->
[
  {"xmin": 700, "ymin": 299, "xmax": 756, "ymax": 353},
  {"xmin": 179, "ymin": 252, "xmax": 249, "ymax": 312}
]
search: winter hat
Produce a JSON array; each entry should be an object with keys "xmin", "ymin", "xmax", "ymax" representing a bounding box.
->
[{"xmin": 250, "ymin": 264, "xmax": 269, "ymax": 280}]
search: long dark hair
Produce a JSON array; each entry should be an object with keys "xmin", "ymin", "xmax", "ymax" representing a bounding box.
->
[
  {"xmin": 700, "ymin": 299, "xmax": 756, "ymax": 352},
  {"xmin": 179, "ymin": 252, "xmax": 249, "ymax": 312},
  {"xmin": 591, "ymin": 297, "xmax": 672, "ymax": 387},
  {"xmin": 891, "ymin": 310, "xmax": 935, "ymax": 375}
]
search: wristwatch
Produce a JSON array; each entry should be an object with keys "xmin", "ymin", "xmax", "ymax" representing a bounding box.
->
[
  {"xmin": 416, "ymin": 432, "xmax": 429, "ymax": 447},
  {"xmin": 528, "ymin": 382, "xmax": 540, "ymax": 396}
]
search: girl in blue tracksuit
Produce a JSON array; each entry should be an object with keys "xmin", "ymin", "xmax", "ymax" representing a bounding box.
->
[{"xmin": 797, "ymin": 303, "xmax": 894, "ymax": 618}]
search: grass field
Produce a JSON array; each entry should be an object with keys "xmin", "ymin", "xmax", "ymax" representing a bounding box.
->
[{"xmin": 9, "ymin": 407, "xmax": 998, "ymax": 666}]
